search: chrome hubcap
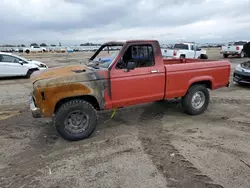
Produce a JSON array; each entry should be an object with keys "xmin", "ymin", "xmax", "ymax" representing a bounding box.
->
[
  {"xmin": 191, "ymin": 91, "xmax": 205, "ymax": 109},
  {"xmin": 64, "ymin": 110, "xmax": 89, "ymax": 133}
]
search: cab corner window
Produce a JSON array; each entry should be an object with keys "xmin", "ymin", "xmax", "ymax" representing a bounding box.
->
[{"xmin": 116, "ymin": 44, "xmax": 154, "ymax": 69}]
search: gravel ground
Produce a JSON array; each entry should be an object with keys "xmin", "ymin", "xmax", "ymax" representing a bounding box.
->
[{"xmin": 0, "ymin": 49, "xmax": 250, "ymax": 188}]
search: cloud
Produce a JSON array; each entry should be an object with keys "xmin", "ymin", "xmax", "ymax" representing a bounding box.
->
[{"xmin": 0, "ymin": 0, "xmax": 250, "ymax": 45}]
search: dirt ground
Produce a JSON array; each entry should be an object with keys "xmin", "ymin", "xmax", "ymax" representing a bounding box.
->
[{"xmin": 0, "ymin": 49, "xmax": 250, "ymax": 188}]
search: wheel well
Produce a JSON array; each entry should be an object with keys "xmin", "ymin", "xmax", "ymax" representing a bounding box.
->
[
  {"xmin": 27, "ymin": 68, "xmax": 39, "ymax": 74},
  {"xmin": 180, "ymin": 54, "xmax": 185, "ymax": 58},
  {"xmin": 29, "ymin": 68, "xmax": 39, "ymax": 71},
  {"xmin": 54, "ymin": 95, "xmax": 100, "ymax": 113},
  {"xmin": 190, "ymin": 80, "xmax": 212, "ymax": 90}
]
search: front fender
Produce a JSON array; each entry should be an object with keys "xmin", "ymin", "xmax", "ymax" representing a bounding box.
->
[{"xmin": 34, "ymin": 81, "xmax": 106, "ymax": 117}]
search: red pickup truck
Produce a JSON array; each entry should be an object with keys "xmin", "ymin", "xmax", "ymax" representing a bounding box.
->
[{"xmin": 29, "ymin": 40, "xmax": 231, "ymax": 141}]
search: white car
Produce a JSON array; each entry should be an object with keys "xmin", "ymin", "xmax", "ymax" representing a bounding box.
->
[
  {"xmin": 161, "ymin": 42, "xmax": 208, "ymax": 59},
  {"xmin": 0, "ymin": 52, "xmax": 48, "ymax": 78},
  {"xmin": 23, "ymin": 46, "xmax": 47, "ymax": 53}
]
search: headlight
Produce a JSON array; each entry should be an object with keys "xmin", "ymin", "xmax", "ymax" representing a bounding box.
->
[{"xmin": 235, "ymin": 64, "xmax": 242, "ymax": 72}]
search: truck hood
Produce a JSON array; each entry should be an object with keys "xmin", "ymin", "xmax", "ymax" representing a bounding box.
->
[{"xmin": 30, "ymin": 64, "xmax": 105, "ymax": 86}]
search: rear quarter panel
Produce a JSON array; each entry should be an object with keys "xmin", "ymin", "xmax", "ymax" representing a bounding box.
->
[{"xmin": 164, "ymin": 60, "xmax": 230, "ymax": 99}]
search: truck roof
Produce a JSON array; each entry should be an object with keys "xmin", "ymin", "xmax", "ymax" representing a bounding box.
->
[
  {"xmin": 175, "ymin": 42, "xmax": 194, "ymax": 45},
  {"xmin": 103, "ymin": 40, "xmax": 159, "ymax": 45}
]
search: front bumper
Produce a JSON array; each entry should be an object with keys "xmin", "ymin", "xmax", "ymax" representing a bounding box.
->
[
  {"xmin": 233, "ymin": 70, "xmax": 250, "ymax": 84},
  {"xmin": 29, "ymin": 94, "xmax": 42, "ymax": 118}
]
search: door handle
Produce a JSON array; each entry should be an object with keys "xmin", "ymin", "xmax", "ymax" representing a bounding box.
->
[{"xmin": 151, "ymin": 70, "xmax": 159, "ymax": 73}]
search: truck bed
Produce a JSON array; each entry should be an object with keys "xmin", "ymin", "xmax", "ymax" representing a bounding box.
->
[
  {"xmin": 163, "ymin": 58, "xmax": 213, "ymax": 65},
  {"xmin": 163, "ymin": 58, "xmax": 230, "ymax": 99}
]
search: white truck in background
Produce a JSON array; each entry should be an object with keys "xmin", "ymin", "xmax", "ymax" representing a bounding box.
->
[
  {"xmin": 161, "ymin": 42, "xmax": 208, "ymax": 59},
  {"xmin": 220, "ymin": 41, "xmax": 248, "ymax": 58},
  {"xmin": 23, "ymin": 46, "xmax": 47, "ymax": 53}
]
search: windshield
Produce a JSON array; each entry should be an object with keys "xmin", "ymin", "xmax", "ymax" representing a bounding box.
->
[
  {"xmin": 88, "ymin": 44, "xmax": 123, "ymax": 69},
  {"xmin": 173, "ymin": 44, "xmax": 189, "ymax": 50},
  {"xmin": 234, "ymin": 41, "xmax": 247, "ymax": 45}
]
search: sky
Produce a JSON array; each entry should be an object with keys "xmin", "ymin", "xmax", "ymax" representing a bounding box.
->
[{"xmin": 1, "ymin": 0, "xmax": 250, "ymax": 45}]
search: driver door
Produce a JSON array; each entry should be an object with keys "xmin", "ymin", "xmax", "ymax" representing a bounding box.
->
[
  {"xmin": 1, "ymin": 55, "xmax": 28, "ymax": 76},
  {"xmin": 110, "ymin": 43, "xmax": 165, "ymax": 108}
]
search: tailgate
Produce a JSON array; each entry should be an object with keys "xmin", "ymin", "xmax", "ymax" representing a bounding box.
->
[
  {"xmin": 222, "ymin": 45, "xmax": 237, "ymax": 52},
  {"xmin": 161, "ymin": 48, "xmax": 174, "ymax": 58}
]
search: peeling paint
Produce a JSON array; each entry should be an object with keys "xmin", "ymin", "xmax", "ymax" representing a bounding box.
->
[{"xmin": 31, "ymin": 64, "xmax": 110, "ymax": 117}]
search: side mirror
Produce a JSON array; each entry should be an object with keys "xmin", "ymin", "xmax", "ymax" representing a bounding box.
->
[
  {"xmin": 18, "ymin": 60, "xmax": 24, "ymax": 65},
  {"xmin": 125, "ymin": 61, "xmax": 136, "ymax": 72}
]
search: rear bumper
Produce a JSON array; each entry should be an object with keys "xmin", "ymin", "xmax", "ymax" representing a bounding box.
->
[
  {"xmin": 233, "ymin": 70, "xmax": 250, "ymax": 84},
  {"xmin": 221, "ymin": 51, "xmax": 240, "ymax": 55},
  {"xmin": 29, "ymin": 94, "xmax": 42, "ymax": 118}
]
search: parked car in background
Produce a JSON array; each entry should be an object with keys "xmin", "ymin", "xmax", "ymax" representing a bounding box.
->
[
  {"xmin": 233, "ymin": 61, "xmax": 250, "ymax": 85},
  {"xmin": 0, "ymin": 52, "xmax": 48, "ymax": 78},
  {"xmin": 161, "ymin": 42, "xmax": 208, "ymax": 59},
  {"xmin": 23, "ymin": 46, "xmax": 47, "ymax": 53},
  {"xmin": 220, "ymin": 41, "xmax": 248, "ymax": 58}
]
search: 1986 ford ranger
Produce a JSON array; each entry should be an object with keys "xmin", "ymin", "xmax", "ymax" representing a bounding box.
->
[{"xmin": 29, "ymin": 40, "xmax": 231, "ymax": 141}]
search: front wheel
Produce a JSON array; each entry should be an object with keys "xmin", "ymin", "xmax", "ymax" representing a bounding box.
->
[
  {"xmin": 54, "ymin": 100, "xmax": 98, "ymax": 141},
  {"xmin": 181, "ymin": 85, "xmax": 210, "ymax": 115},
  {"xmin": 26, "ymin": 69, "xmax": 38, "ymax": 78}
]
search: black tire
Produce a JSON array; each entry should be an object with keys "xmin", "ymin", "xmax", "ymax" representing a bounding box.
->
[
  {"xmin": 180, "ymin": 55, "xmax": 185, "ymax": 59},
  {"xmin": 26, "ymin": 69, "xmax": 38, "ymax": 78},
  {"xmin": 223, "ymin": 54, "xmax": 228, "ymax": 58},
  {"xmin": 181, "ymin": 85, "xmax": 210, "ymax": 115},
  {"xmin": 25, "ymin": 49, "xmax": 30, "ymax": 54},
  {"xmin": 200, "ymin": 54, "xmax": 208, "ymax": 59},
  {"xmin": 54, "ymin": 100, "xmax": 98, "ymax": 141},
  {"xmin": 239, "ymin": 51, "xmax": 244, "ymax": 58}
]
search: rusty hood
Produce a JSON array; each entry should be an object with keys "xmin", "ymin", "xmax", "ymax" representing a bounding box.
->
[{"xmin": 30, "ymin": 64, "xmax": 108, "ymax": 87}]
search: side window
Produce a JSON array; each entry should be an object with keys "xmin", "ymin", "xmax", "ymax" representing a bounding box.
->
[
  {"xmin": 190, "ymin": 45, "xmax": 194, "ymax": 51},
  {"xmin": 1, "ymin": 55, "xmax": 20, "ymax": 63},
  {"xmin": 117, "ymin": 44, "xmax": 154, "ymax": 69}
]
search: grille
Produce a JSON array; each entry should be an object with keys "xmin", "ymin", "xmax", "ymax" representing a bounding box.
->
[{"xmin": 234, "ymin": 72, "xmax": 250, "ymax": 82}]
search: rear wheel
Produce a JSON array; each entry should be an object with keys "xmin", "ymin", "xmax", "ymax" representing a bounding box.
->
[
  {"xmin": 180, "ymin": 55, "xmax": 185, "ymax": 59},
  {"xmin": 181, "ymin": 85, "xmax": 210, "ymax": 115},
  {"xmin": 200, "ymin": 54, "xmax": 208, "ymax": 59},
  {"xmin": 240, "ymin": 51, "xmax": 244, "ymax": 58},
  {"xmin": 54, "ymin": 100, "xmax": 98, "ymax": 141},
  {"xmin": 223, "ymin": 54, "xmax": 229, "ymax": 58}
]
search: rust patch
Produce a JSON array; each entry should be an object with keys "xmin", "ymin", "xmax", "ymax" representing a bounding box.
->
[
  {"xmin": 31, "ymin": 64, "xmax": 110, "ymax": 117},
  {"xmin": 31, "ymin": 65, "xmax": 86, "ymax": 83},
  {"xmin": 34, "ymin": 83, "xmax": 92, "ymax": 117}
]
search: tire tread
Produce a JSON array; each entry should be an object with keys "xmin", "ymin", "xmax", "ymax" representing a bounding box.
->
[{"xmin": 55, "ymin": 99, "xmax": 98, "ymax": 141}]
